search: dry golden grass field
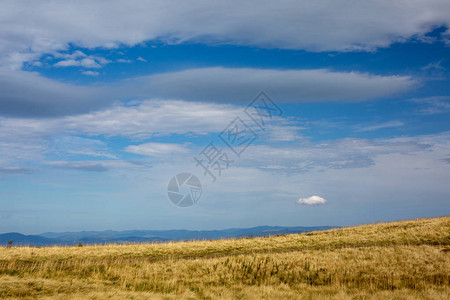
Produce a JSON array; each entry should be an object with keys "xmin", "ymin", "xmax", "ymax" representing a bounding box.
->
[{"xmin": 0, "ymin": 216, "xmax": 449, "ymax": 299}]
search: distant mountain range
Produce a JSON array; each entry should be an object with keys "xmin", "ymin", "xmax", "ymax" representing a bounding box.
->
[{"xmin": 0, "ymin": 225, "xmax": 337, "ymax": 246}]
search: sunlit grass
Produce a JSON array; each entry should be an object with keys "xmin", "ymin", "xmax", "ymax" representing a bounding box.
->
[{"xmin": 0, "ymin": 216, "xmax": 449, "ymax": 299}]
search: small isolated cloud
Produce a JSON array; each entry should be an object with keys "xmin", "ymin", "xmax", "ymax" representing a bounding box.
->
[
  {"xmin": 296, "ymin": 195, "xmax": 327, "ymax": 205},
  {"xmin": 81, "ymin": 70, "xmax": 100, "ymax": 76},
  {"xmin": 137, "ymin": 57, "xmax": 147, "ymax": 62}
]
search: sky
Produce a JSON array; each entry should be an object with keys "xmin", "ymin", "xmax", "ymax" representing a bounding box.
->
[{"xmin": 0, "ymin": 0, "xmax": 450, "ymax": 234}]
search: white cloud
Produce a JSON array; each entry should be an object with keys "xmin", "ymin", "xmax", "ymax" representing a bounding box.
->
[
  {"xmin": 54, "ymin": 59, "xmax": 81, "ymax": 67},
  {"xmin": 0, "ymin": 166, "xmax": 31, "ymax": 176},
  {"xmin": 0, "ymin": 99, "xmax": 243, "ymax": 170},
  {"xmin": 53, "ymin": 50, "xmax": 87, "ymax": 60},
  {"xmin": 412, "ymin": 96, "xmax": 450, "ymax": 114},
  {"xmin": 297, "ymin": 195, "xmax": 327, "ymax": 205},
  {"xmin": 45, "ymin": 160, "xmax": 143, "ymax": 172},
  {"xmin": 53, "ymin": 56, "xmax": 109, "ymax": 68},
  {"xmin": 265, "ymin": 123, "xmax": 304, "ymax": 142},
  {"xmin": 0, "ymin": 99, "xmax": 440, "ymax": 172},
  {"xmin": 81, "ymin": 70, "xmax": 100, "ymax": 76},
  {"xmin": 0, "ymin": 99, "xmax": 242, "ymax": 142},
  {"xmin": 125, "ymin": 143, "xmax": 189, "ymax": 157},
  {"xmin": 187, "ymin": 132, "xmax": 450, "ymax": 207},
  {"xmin": 1, "ymin": 1, "xmax": 450, "ymax": 68},
  {"xmin": 78, "ymin": 58, "xmax": 102, "ymax": 68},
  {"xmin": 206, "ymin": 133, "xmax": 449, "ymax": 222},
  {"xmin": 356, "ymin": 121, "xmax": 404, "ymax": 132},
  {"xmin": 137, "ymin": 57, "xmax": 147, "ymax": 62},
  {"xmin": 64, "ymin": 99, "xmax": 243, "ymax": 138},
  {"xmin": 46, "ymin": 136, "xmax": 117, "ymax": 159},
  {"xmin": 0, "ymin": 139, "xmax": 45, "ymax": 167},
  {"xmin": 421, "ymin": 61, "xmax": 446, "ymax": 71},
  {"xmin": 240, "ymin": 137, "xmax": 432, "ymax": 172},
  {"xmin": 117, "ymin": 58, "xmax": 132, "ymax": 63}
]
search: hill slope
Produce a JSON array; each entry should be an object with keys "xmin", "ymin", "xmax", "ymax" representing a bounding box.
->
[
  {"xmin": 0, "ymin": 216, "xmax": 449, "ymax": 299},
  {"xmin": 0, "ymin": 225, "xmax": 336, "ymax": 246}
]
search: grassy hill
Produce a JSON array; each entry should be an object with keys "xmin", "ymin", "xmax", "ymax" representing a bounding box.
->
[{"xmin": 0, "ymin": 216, "xmax": 449, "ymax": 299}]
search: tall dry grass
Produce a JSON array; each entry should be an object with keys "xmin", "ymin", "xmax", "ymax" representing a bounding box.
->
[{"xmin": 0, "ymin": 216, "xmax": 449, "ymax": 299}]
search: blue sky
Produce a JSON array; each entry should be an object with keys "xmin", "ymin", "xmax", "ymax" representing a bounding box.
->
[{"xmin": 0, "ymin": 1, "xmax": 450, "ymax": 234}]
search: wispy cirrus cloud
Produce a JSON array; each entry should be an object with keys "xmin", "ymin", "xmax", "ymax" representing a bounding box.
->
[
  {"xmin": 1, "ymin": 99, "xmax": 446, "ymax": 175},
  {"xmin": 356, "ymin": 121, "xmax": 405, "ymax": 132},
  {"xmin": 45, "ymin": 160, "xmax": 146, "ymax": 172},
  {"xmin": 241, "ymin": 136, "xmax": 434, "ymax": 173},
  {"xmin": 0, "ymin": 166, "xmax": 32, "ymax": 176},
  {"xmin": 412, "ymin": 96, "xmax": 450, "ymax": 115},
  {"xmin": 125, "ymin": 143, "xmax": 190, "ymax": 157},
  {"xmin": 0, "ymin": 99, "xmax": 245, "ymax": 173},
  {"xmin": 421, "ymin": 61, "xmax": 446, "ymax": 71}
]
